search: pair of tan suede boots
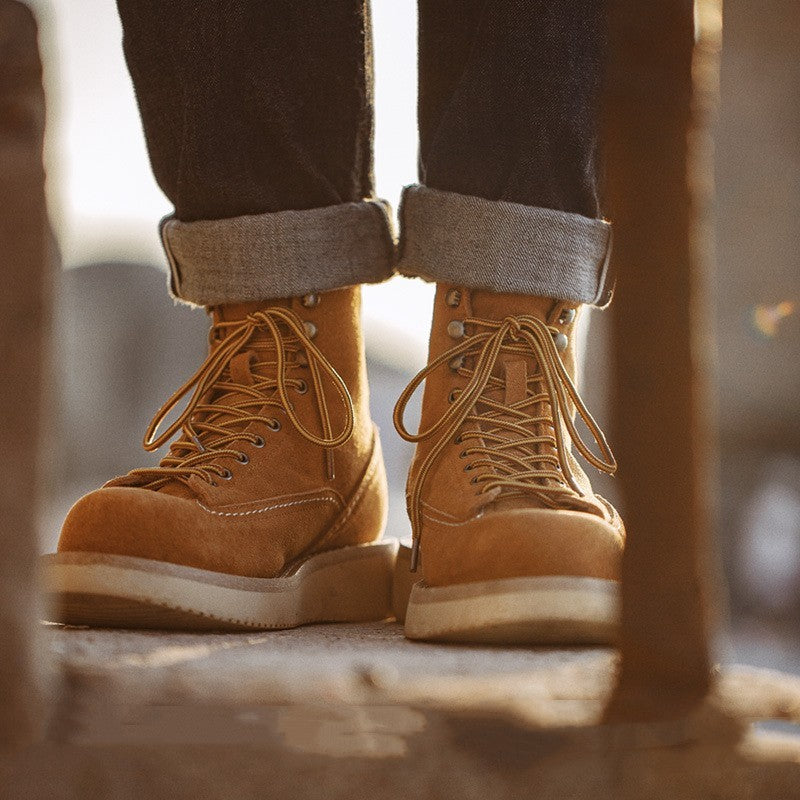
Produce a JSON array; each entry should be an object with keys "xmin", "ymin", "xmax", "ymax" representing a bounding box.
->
[{"xmin": 44, "ymin": 283, "xmax": 624, "ymax": 645}]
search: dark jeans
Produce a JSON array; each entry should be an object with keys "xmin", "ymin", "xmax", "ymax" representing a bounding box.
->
[{"xmin": 117, "ymin": 0, "xmax": 604, "ymax": 224}]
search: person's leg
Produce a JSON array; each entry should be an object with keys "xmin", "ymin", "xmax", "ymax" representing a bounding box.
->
[
  {"xmin": 400, "ymin": 0, "xmax": 610, "ymax": 303},
  {"xmin": 418, "ymin": 0, "xmax": 603, "ymax": 218},
  {"xmin": 45, "ymin": 1, "xmax": 395, "ymax": 631},
  {"xmin": 117, "ymin": 0, "xmax": 375, "ymax": 222},
  {"xmin": 117, "ymin": 0, "xmax": 394, "ymax": 303},
  {"xmin": 394, "ymin": 0, "xmax": 623, "ymax": 644}
]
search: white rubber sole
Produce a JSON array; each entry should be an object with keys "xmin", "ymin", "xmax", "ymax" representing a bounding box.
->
[
  {"xmin": 42, "ymin": 541, "xmax": 398, "ymax": 632},
  {"xmin": 403, "ymin": 573, "xmax": 620, "ymax": 645}
]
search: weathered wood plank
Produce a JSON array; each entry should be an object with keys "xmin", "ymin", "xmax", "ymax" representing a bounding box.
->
[
  {"xmin": 0, "ymin": 0, "xmax": 49, "ymax": 748},
  {"xmin": 603, "ymin": 0, "xmax": 721, "ymax": 720}
]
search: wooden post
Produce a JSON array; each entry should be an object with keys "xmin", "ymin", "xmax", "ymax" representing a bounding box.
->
[
  {"xmin": 603, "ymin": 0, "xmax": 720, "ymax": 721},
  {"xmin": 0, "ymin": 0, "xmax": 48, "ymax": 746}
]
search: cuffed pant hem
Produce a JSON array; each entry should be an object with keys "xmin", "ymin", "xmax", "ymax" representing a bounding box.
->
[
  {"xmin": 396, "ymin": 185, "xmax": 613, "ymax": 306},
  {"xmin": 160, "ymin": 199, "xmax": 396, "ymax": 306}
]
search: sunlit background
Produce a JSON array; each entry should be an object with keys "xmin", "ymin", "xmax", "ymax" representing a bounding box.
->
[
  {"xmin": 38, "ymin": 0, "xmax": 431, "ymax": 367},
  {"xmin": 29, "ymin": 2, "xmax": 799, "ymax": 674}
]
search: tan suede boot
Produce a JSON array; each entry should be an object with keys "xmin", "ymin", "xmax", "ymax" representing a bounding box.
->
[
  {"xmin": 393, "ymin": 284, "xmax": 623, "ymax": 644},
  {"xmin": 44, "ymin": 286, "xmax": 393, "ymax": 630}
]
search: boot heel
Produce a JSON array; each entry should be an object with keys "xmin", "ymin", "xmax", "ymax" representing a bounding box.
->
[
  {"xmin": 296, "ymin": 541, "xmax": 399, "ymax": 623},
  {"xmin": 391, "ymin": 539, "xmax": 416, "ymax": 622}
]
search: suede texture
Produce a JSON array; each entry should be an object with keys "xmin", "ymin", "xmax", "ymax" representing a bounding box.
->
[
  {"xmin": 58, "ymin": 286, "xmax": 388, "ymax": 578},
  {"xmin": 408, "ymin": 284, "xmax": 624, "ymax": 587}
]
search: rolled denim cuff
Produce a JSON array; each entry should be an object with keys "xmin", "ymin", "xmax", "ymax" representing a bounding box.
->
[
  {"xmin": 160, "ymin": 199, "xmax": 396, "ymax": 306},
  {"xmin": 397, "ymin": 185, "xmax": 613, "ymax": 306}
]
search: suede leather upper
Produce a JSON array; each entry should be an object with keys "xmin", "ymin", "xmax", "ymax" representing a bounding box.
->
[
  {"xmin": 402, "ymin": 285, "xmax": 624, "ymax": 586},
  {"xmin": 58, "ymin": 286, "xmax": 388, "ymax": 578}
]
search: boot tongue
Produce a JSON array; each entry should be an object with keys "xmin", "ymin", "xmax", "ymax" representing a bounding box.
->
[
  {"xmin": 465, "ymin": 289, "xmax": 564, "ymax": 508},
  {"xmin": 466, "ymin": 287, "xmax": 556, "ymax": 395},
  {"xmin": 211, "ymin": 297, "xmax": 291, "ymax": 325},
  {"xmin": 468, "ymin": 289, "xmax": 556, "ymax": 324}
]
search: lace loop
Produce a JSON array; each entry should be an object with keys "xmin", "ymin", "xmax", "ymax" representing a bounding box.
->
[{"xmin": 394, "ymin": 314, "xmax": 616, "ymax": 571}]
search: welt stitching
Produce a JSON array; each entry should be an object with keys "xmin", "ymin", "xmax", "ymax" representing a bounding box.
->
[
  {"xmin": 196, "ymin": 496, "xmax": 338, "ymax": 518},
  {"xmin": 421, "ymin": 511, "xmax": 471, "ymax": 528}
]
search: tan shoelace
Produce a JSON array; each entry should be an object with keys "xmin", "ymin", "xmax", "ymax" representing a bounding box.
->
[
  {"xmin": 112, "ymin": 307, "xmax": 354, "ymax": 490},
  {"xmin": 394, "ymin": 314, "xmax": 617, "ymax": 570}
]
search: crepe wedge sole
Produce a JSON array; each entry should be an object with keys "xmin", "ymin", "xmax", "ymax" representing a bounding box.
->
[
  {"xmin": 42, "ymin": 541, "xmax": 398, "ymax": 631},
  {"xmin": 403, "ymin": 574, "xmax": 620, "ymax": 645}
]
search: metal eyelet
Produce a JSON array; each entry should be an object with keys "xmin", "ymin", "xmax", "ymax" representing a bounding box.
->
[
  {"xmin": 252, "ymin": 436, "xmax": 265, "ymax": 448},
  {"xmin": 459, "ymin": 451, "xmax": 467, "ymax": 459},
  {"xmin": 221, "ymin": 469, "xmax": 232, "ymax": 480},
  {"xmin": 302, "ymin": 293, "xmax": 320, "ymax": 308},
  {"xmin": 558, "ymin": 307, "xmax": 577, "ymax": 324},
  {"xmin": 552, "ymin": 331, "xmax": 569, "ymax": 351},
  {"xmin": 454, "ymin": 434, "xmax": 463, "ymax": 444},
  {"xmin": 209, "ymin": 480, "xmax": 217, "ymax": 487},
  {"xmin": 447, "ymin": 320, "xmax": 465, "ymax": 338},
  {"xmin": 470, "ymin": 476, "xmax": 479, "ymax": 484},
  {"xmin": 449, "ymin": 355, "xmax": 465, "ymax": 371},
  {"xmin": 303, "ymin": 321, "xmax": 318, "ymax": 338},
  {"xmin": 267, "ymin": 418, "xmax": 282, "ymax": 432},
  {"xmin": 464, "ymin": 464, "xmax": 473, "ymax": 472},
  {"xmin": 445, "ymin": 289, "xmax": 461, "ymax": 308},
  {"xmin": 296, "ymin": 380, "xmax": 308, "ymax": 394},
  {"xmin": 448, "ymin": 390, "xmax": 458, "ymax": 403},
  {"xmin": 237, "ymin": 453, "xmax": 249, "ymax": 464}
]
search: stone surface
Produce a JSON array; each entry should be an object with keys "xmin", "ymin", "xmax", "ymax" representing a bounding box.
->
[
  {"xmin": 39, "ymin": 621, "xmax": 800, "ymax": 725},
  {"xmin": 42, "ymin": 622, "xmax": 617, "ymax": 725},
  {"xmin": 0, "ymin": 623, "xmax": 796, "ymax": 799}
]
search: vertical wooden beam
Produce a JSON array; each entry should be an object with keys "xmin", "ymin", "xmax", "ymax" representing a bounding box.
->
[
  {"xmin": 603, "ymin": 0, "xmax": 721, "ymax": 721},
  {"xmin": 0, "ymin": 0, "xmax": 48, "ymax": 746}
]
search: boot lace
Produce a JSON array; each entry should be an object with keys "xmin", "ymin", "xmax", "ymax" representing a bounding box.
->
[
  {"xmin": 110, "ymin": 307, "xmax": 354, "ymax": 491},
  {"xmin": 393, "ymin": 314, "xmax": 617, "ymax": 570}
]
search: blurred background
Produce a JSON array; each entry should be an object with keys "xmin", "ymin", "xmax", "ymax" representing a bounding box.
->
[{"xmin": 30, "ymin": 2, "xmax": 798, "ymax": 673}]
